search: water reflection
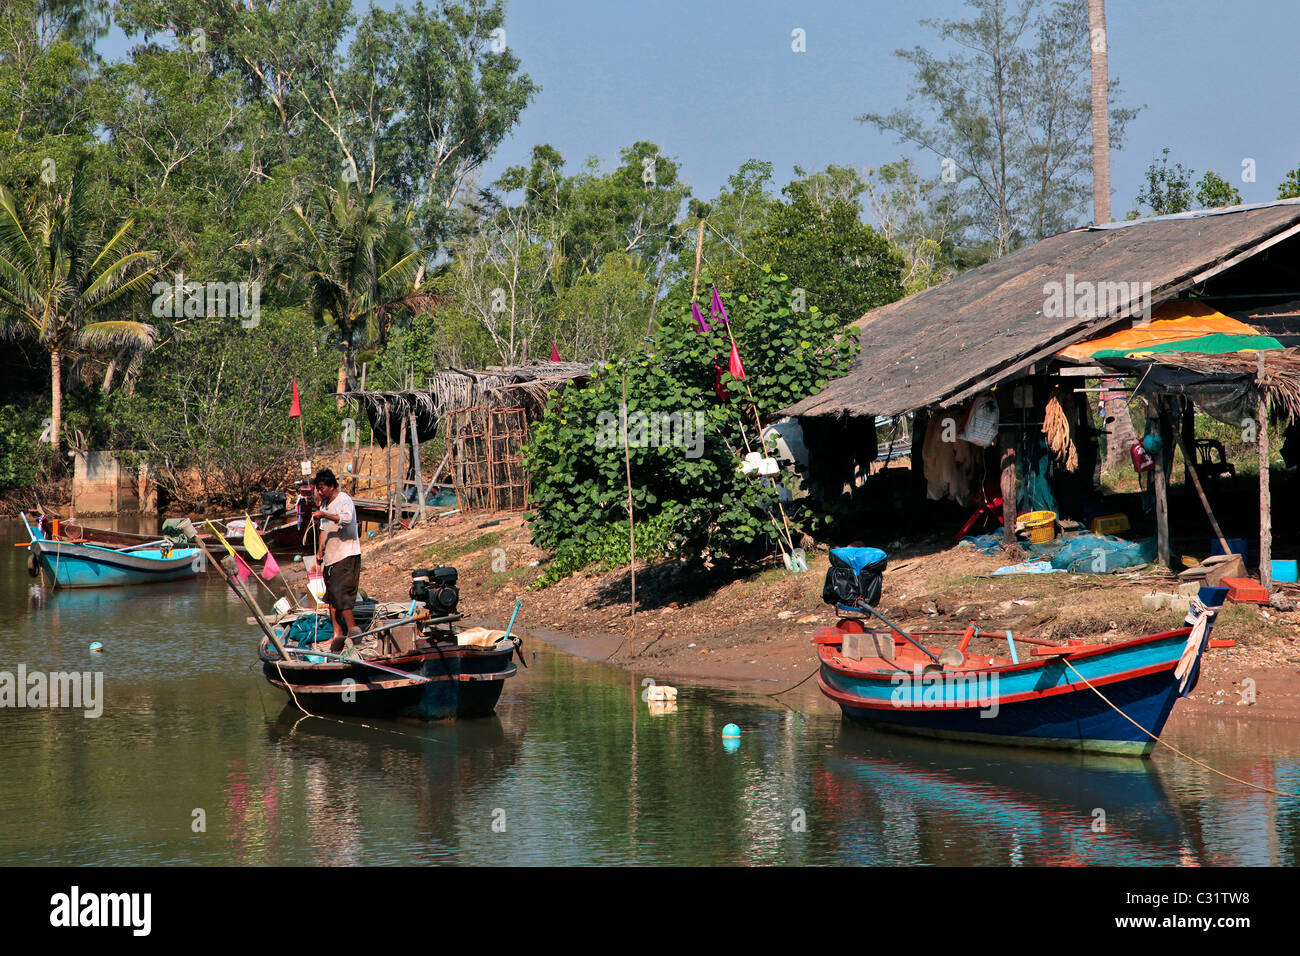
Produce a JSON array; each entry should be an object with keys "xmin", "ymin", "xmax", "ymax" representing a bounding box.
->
[{"xmin": 1, "ymin": 517, "xmax": 1297, "ymax": 866}]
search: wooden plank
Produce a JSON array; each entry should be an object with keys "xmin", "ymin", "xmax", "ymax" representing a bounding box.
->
[
  {"xmin": 1259, "ymin": 352, "xmax": 1273, "ymax": 592},
  {"xmin": 1153, "ymin": 404, "xmax": 1170, "ymax": 568}
]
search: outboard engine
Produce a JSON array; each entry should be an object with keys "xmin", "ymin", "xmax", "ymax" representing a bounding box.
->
[{"xmin": 409, "ymin": 566, "xmax": 460, "ymax": 617}]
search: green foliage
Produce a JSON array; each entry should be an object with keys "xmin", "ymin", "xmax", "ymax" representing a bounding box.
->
[
  {"xmin": 1194, "ymin": 171, "xmax": 1242, "ymax": 210},
  {"xmin": 1278, "ymin": 165, "xmax": 1300, "ymax": 201},
  {"xmin": 525, "ymin": 268, "xmax": 857, "ymax": 576},
  {"xmin": 1132, "ymin": 148, "xmax": 1194, "ymax": 217},
  {"xmin": 531, "ymin": 505, "xmax": 683, "ymax": 588},
  {"xmin": 0, "ymin": 404, "xmax": 44, "ymax": 491},
  {"xmin": 108, "ymin": 308, "xmax": 339, "ymax": 509},
  {"xmin": 733, "ymin": 180, "xmax": 905, "ymax": 323},
  {"xmin": 859, "ymin": 0, "xmax": 1139, "ymax": 254}
]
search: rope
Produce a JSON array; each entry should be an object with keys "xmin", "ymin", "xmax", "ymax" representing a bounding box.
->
[
  {"xmin": 1062, "ymin": 658, "xmax": 1299, "ymax": 797},
  {"xmin": 766, "ymin": 665, "xmax": 821, "ymax": 698},
  {"xmin": 270, "ymin": 658, "xmax": 445, "ymax": 744}
]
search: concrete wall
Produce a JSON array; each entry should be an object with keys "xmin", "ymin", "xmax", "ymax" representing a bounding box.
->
[{"xmin": 72, "ymin": 451, "xmax": 155, "ymax": 515}]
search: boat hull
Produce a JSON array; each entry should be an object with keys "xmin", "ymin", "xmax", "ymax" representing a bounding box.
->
[
  {"xmin": 819, "ymin": 625, "xmax": 1209, "ymax": 756},
  {"xmin": 260, "ymin": 638, "xmax": 519, "ymax": 720},
  {"xmin": 30, "ymin": 539, "xmax": 203, "ymax": 589}
]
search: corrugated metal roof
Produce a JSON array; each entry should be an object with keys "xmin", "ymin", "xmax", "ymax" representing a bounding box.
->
[{"xmin": 785, "ymin": 201, "xmax": 1300, "ymax": 420}]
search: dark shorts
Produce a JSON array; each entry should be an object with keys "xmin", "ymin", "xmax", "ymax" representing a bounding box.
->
[{"xmin": 323, "ymin": 555, "xmax": 360, "ymax": 611}]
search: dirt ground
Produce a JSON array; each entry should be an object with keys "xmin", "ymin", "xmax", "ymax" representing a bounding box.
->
[{"xmin": 279, "ymin": 509, "xmax": 1300, "ymax": 723}]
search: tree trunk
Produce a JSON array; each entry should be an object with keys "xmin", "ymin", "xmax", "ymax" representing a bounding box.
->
[
  {"xmin": 50, "ymin": 348, "xmax": 63, "ymax": 457},
  {"xmin": 1088, "ymin": 0, "xmax": 1111, "ymax": 224},
  {"xmin": 336, "ymin": 358, "xmax": 348, "ymax": 412}
]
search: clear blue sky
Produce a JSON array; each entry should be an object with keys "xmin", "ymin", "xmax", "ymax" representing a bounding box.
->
[{"xmin": 101, "ymin": 0, "xmax": 1300, "ymax": 226}]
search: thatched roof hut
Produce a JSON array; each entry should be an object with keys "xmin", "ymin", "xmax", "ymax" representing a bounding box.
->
[{"xmin": 342, "ymin": 362, "xmax": 593, "ymax": 446}]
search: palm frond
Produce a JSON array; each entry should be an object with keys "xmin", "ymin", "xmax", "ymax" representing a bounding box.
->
[{"xmin": 75, "ymin": 320, "xmax": 157, "ymax": 351}]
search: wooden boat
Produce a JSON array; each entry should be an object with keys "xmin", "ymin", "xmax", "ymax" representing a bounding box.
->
[
  {"xmin": 814, "ymin": 606, "xmax": 1218, "ymax": 757},
  {"xmin": 20, "ymin": 512, "xmax": 203, "ymax": 589},
  {"xmin": 258, "ymin": 611, "xmax": 521, "ymax": 719}
]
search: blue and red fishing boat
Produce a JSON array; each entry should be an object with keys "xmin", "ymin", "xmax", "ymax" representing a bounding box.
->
[
  {"xmin": 815, "ymin": 547, "xmax": 1217, "ymax": 756},
  {"xmin": 20, "ymin": 511, "xmax": 203, "ymax": 589}
]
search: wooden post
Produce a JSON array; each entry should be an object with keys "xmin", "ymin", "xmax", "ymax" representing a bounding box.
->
[
  {"xmin": 408, "ymin": 410, "xmax": 426, "ymax": 526},
  {"xmin": 384, "ymin": 405, "xmax": 394, "ymax": 531},
  {"xmin": 1181, "ymin": 397, "xmax": 1196, "ymax": 490},
  {"xmin": 999, "ymin": 428, "xmax": 1017, "ymax": 548},
  {"xmin": 1153, "ymin": 403, "xmax": 1170, "ymax": 569},
  {"xmin": 691, "ymin": 219, "xmax": 705, "ymax": 301},
  {"xmin": 1258, "ymin": 353, "xmax": 1272, "ymax": 592}
]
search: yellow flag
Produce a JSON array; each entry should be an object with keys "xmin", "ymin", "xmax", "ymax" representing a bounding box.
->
[
  {"xmin": 203, "ymin": 520, "xmax": 238, "ymax": 558},
  {"xmin": 242, "ymin": 514, "xmax": 268, "ymax": 560}
]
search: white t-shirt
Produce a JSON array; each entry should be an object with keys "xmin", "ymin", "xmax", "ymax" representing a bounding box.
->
[{"xmin": 321, "ymin": 490, "xmax": 361, "ymax": 566}]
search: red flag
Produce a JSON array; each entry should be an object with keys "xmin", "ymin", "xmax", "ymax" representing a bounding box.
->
[
  {"xmin": 261, "ymin": 551, "xmax": 281, "ymax": 581},
  {"xmin": 728, "ymin": 341, "xmax": 746, "ymax": 380},
  {"xmin": 234, "ymin": 553, "xmax": 252, "ymax": 582},
  {"xmin": 549, "ymin": 342, "xmax": 561, "ymax": 363},
  {"xmin": 713, "ymin": 363, "xmax": 731, "ymax": 400},
  {"xmin": 289, "ymin": 378, "xmax": 301, "ymax": 418}
]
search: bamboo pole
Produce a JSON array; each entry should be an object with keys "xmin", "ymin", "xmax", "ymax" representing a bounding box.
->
[
  {"xmin": 691, "ymin": 219, "xmax": 705, "ymax": 301},
  {"xmin": 384, "ymin": 406, "xmax": 394, "ymax": 531},
  {"xmin": 622, "ymin": 372, "xmax": 636, "ymax": 627},
  {"xmin": 408, "ymin": 410, "xmax": 426, "ymax": 526},
  {"xmin": 1258, "ymin": 352, "xmax": 1273, "ymax": 592},
  {"xmin": 1171, "ymin": 428, "xmax": 1232, "ymax": 558}
]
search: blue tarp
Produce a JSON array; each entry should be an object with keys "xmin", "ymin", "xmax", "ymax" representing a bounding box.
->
[{"xmin": 961, "ymin": 531, "xmax": 1156, "ymax": 574}]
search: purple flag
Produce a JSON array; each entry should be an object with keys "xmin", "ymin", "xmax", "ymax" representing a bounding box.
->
[
  {"xmin": 692, "ymin": 300, "xmax": 710, "ymax": 333},
  {"xmin": 710, "ymin": 286, "xmax": 730, "ymax": 325}
]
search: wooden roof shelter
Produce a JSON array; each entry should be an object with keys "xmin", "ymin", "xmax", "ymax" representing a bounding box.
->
[{"xmin": 783, "ymin": 200, "xmax": 1300, "ymax": 592}]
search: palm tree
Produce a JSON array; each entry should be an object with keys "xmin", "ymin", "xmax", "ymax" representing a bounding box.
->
[
  {"xmin": 283, "ymin": 179, "xmax": 425, "ymax": 408},
  {"xmin": 1088, "ymin": 0, "xmax": 1111, "ymax": 224},
  {"xmin": 0, "ymin": 162, "xmax": 159, "ymax": 457}
]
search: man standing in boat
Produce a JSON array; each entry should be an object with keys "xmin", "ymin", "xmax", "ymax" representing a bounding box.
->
[{"xmin": 311, "ymin": 468, "xmax": 362, "ymax": 652}]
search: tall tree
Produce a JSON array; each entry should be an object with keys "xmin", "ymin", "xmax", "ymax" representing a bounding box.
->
[
  {"xmin": 1087, "ymin": 0, "xmax": 1110, "ymax": 224},
  {"xmin": 0, "ymin": 163, "xmax": 159, "ymax": 455},
  {"xmin": 860, "ymin": 0, "xmax": 1138, "ymax": 255},
  {"xmin": 282, "ymin": 178, "xmax": 424, "ymax": 406}
]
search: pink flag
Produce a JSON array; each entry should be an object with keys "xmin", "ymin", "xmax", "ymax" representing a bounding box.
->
[
  {"xmin": 710, "ymin": 286, "xmax": 730, "ymax": 325},
  {"xmin": 234, "ymin": 554, "xmax": 252, "ymax": 582},
  {"xmin": 692, "ymin": 300, "xmax": 710, "ymax": 333},
  {"xmin": 261, "ymin": 551, "xmax": 281, "ymax": 581}
]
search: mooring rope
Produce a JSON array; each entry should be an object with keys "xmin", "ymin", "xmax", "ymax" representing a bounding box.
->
[
  {"xmin": 1062, "ymin": 658, "xmax": 1299, "ymax": 797},
  {"xmin": 271, "ymin": 657, "xmax": 442, "ymax": 744}
]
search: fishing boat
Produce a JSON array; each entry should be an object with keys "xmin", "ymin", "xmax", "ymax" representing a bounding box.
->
[
  {"xmin": 815, "ymin": 547, "xmax": 1218, "ymax": 756},
  {"xmin": 177, "ymin": 517, "xmax": 523, "ymax": 720},
  {"xmin": 258, "ymin": 610, "xmax": 521, "ymax": 720},
  {"xmin": 20, "ymin": 512, "xmax": 203, "ymax": 589}
]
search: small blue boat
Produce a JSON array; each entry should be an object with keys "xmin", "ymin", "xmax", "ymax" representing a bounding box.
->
[
  {"xmin": 815, "ymin": 606, "xmax": 1218, "ymax": 757},
  {"xmin": 21, "ymin": 512, "xmax": 203, "ymax": 589}
]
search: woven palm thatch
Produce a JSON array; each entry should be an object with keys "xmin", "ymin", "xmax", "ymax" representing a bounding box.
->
[
  {"xmin": 341, "ymin": 362, "xmax": 592, "ymax": 439},
  {"xmin": 1141, "ymin": 349, "xmax": 1300, "ymax": 422}
]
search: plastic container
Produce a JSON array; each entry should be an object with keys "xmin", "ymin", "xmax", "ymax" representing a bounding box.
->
[
  {"xmin": 1198, "ymin": 586, "xmax": 1229, "ymax": 608},
  {"xmin": 1272, "ymin": 560, "xmax": 1298, "ymax": 584},
  {"xmin": 1088, "ymin": 512, "xmax": 1130, "ymax": 535},
  {"xmin": 1020, "ymin": 510, "xmax": 1058, "ymax": 545}
]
